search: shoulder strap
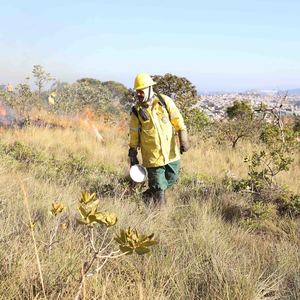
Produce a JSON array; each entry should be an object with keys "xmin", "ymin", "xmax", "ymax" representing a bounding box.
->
[
  {"xmin": 131, "ymin": 106, "xmax": 139, "ymax": 119},
  {"xmin": 131, "ymin": 106, "xmax": 148, "ymax": 122},
  {"xmin": 156, "ymin": 93, "xmax": 171, "ymax": 121},
  {"xmin": 156, "ymin": 93, "xmax": 166, "ymax": 108},
  {"xmin": 130, "ymin": 106, "xmax": 141, "ymax": 146}
]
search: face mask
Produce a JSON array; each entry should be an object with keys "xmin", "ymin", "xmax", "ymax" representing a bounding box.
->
[{"xmin": 136, "ymin": 87, "xmax": 155, "ymax": 107}]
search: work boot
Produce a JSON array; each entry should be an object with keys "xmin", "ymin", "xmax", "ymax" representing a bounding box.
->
[
  {"xmin": 142, "ymin": 189, "xmax": 153, "ymax": 205},
  {"xmin": 153, "ymin": 191, "xmax": 166, "ymax": 207}
]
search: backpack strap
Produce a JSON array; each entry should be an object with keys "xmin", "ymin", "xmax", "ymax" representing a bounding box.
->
[
  {"xmin": 131, "ymin": 106, "xmax": 139, "ymax": 119},
  {"xmin": 156, "ymin": 93, "xmax": 166, "ymax": 108},
  {"xmin": 156, "ymin": 93, "xmax": 171, "ymax": 121},
  {"xmin": 130, "ymin": 106, "xmax": 141, "ymax": 147},
  {"xmin": 131, "ymin": 93, "xmax": 171, "ymax": 124}
]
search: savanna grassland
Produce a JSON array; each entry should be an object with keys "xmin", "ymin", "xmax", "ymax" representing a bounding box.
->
[{"xmin": 0, "ymin": 115, "xmax": 299, "ymax": 300}]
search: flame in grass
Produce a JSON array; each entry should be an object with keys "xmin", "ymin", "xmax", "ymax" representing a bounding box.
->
[
  {"xmin": 76, "ymin": 108, "xmax": 105, "ymax": 143},
  {"xmin": 30, "ymin": 108, "xmax": 72, "ymax": 129},
  {"xmin": 115, "ymin": 227, "xmax": 158, "ymax": 255},
  {"xmin": 0, "ymin": 106, "xmax": 7, "ymax": 117},
  {"xmin": 0, "ymin": 104, "xmax": 123, "ymax": 142},
  {"xmin": 0, "ymin": 101, "xmax": 18, "ymax": 127},
  {"xmin": 27, "ymin": 108, "xmax": 106, "ymax": 140}
]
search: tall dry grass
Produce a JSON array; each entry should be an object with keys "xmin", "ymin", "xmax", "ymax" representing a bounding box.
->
[{"xmin": 0, "ymin": 123, "xmax": 299, "ymax": 299}]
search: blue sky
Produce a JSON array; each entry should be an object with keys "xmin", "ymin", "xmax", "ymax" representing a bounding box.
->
[{"xmin": 0, "ymin": 0, "xmax": 299, "ymax": 91}]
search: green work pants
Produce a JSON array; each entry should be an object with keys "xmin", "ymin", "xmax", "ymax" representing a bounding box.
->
[{"xmin": 146, "ymin": 160, "xmax": 180, "ymax": 192}]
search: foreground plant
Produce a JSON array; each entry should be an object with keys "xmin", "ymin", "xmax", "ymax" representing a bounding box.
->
[
  {"xmin": 48, "ymin": 202, "xmax": 65, "ymax": 253},
  {"xmin": 115, "ymin": 227, "xmax": 158, "ymax": 255},
  {"xmin": 50, "ymin": 202, "xmax": 64, "ymax": 216},
  {"xmin": 77, "ymin": 201, "xmax": 117, "ymax": 227},
  {"xmin": 75, "ymin": 192, "xmax": 158, "ymax": 300}
]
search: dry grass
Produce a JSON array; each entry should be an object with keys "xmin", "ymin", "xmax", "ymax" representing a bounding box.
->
[{"xmin": 0, "ymin": 124, "xmax": 299, "ymax": 299}]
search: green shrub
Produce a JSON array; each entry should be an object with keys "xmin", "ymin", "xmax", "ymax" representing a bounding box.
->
[{"xmin": 3, "ymin": 141, "xmax": 44, "ymax": 164}]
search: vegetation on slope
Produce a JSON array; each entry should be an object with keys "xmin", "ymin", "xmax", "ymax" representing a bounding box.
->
[
  {"xmin": 0, "ymin": 122, "xmax": 299, "ymax": 299},
  {"xmin": 0, "ymin": 66, "xmax": 299, "ymax": 299}
]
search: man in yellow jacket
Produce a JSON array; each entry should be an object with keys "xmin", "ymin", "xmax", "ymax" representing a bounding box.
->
[{"xmin": 128, "ymin": 73, "xmax": 190, "ymax": 205}]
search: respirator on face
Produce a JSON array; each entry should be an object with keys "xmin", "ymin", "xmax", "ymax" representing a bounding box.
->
[{"xmin": 135, "ymin": 87, "xmax": 152, "ymax": 106}]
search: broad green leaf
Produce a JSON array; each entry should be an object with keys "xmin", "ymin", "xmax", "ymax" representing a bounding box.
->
[
  {"xmin": 89, "ymin": 200, "xmax": 100, "ymax": 214},
  {"xmin": 78, "ymin": 206, "xmax": 89, "ymax": 218},
  {"xmin": 95, "ymin": 212, "xmax": 106, "ymax": 222},
  {"xmin": 50, "ymin": 202, "xmax": 64, "ymax": 216},
  {"xmin": 120, "ymin": 245, "xmax": 133, "ymax": 255},
  {"xmin": 139, "ymin": 234, "xmax": 148, "ymax": 242},
  {"xmin": 148, "ymin": 233, "xmax": 154, "ymax": 239},
  {"xmin": 141, "ymin": 240, "xmax": 158, "ymax": 247},
  {"xmin": 135, "ymin": 246, "xmax": 150, "ymax": 255},
  {"xmin": 104, "ymin": 213, "xmax": 117, "ymax": 226},
  {"xmin": 120, "ymin": 229, "xmax": 127, "ymax": 243},
  {"xmin": 87, "ymin": 214, "xmax": 97, "ymax": 224},
  {"xmin": 114, "ymin": 236, "xmax": 123, "ymax": 244},
  {"xmin": 80, "ymin": 192, "xmax": 97, "ymax": 204},
  {"xmin": 76, "ymin": 218, "xmax": 89, "ymax": 225},
  {"xmin": 127, "ymin": 240, "xmax": 135, "ymax": 248}
]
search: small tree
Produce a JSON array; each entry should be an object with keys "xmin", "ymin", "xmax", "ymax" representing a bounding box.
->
[
  {"xmin": 229, "ymin": 101, "xmax": 300, "ymax": 217},
  {"xmin": 103, "ymin": 81, "xmax": 133, "ymax": 112},
  {"xmin": 32, "ymin": 65, "xmax": 54, "ymax": 98},
  {"xmin": 77, "ymin": 78, "xmax": 102, "ymax": 86},
  {"xmin": 2, "ymin": 83, "xmax": 41, "ymax": 116},
  {"xmin": 53, "ymin": 80, "xmax": 116, "ymax": 116},
  {"xmin": 152, "ymin": 73, "xmax": 208, "ymax": 132},
  {"xmin": 226, "ymin": 100, "xmax": 253, "ymax": 120},
  {"xmin": 218, "ymin": 100, "xmax": 259, "ymax": 148},
  {"xmin": 152, "ymin": 73, "xmax": 198, "ymax": 115},
  {"xmin": 293, "ymin": 116, "xmax": 300, "ymax": 134}
]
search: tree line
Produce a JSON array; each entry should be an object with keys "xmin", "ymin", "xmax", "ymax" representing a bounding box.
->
[{"xmin": 0, "ymin": 64, "xmax": 299, "ymax": 141}]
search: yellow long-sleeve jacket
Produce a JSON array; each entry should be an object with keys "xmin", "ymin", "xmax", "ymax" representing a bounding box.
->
[{"xmin": 129, "ymin": 94, "xmax": 186, "ymax": 168}]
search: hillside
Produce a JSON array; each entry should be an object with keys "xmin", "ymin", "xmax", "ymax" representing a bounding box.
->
[{"xmin": 0, "ymin": 116, "xmax": 299, "ymax": 300}]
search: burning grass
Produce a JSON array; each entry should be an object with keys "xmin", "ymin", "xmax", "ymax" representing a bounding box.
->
[{"xmin": 0, "ymin": 101, "xmax": 120, "ymax": 146}]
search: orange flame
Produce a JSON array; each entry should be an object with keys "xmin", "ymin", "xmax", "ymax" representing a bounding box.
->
[
  {"xmin": 77, "ymin": 108, "xmax": 105, "ymax": 143},
  {"xmin": 0, "ymin": 106, "xmax": 7, "ymax": 117}
]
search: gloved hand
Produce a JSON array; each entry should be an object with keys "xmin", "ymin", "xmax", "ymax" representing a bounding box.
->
[
  {"xmin": 178, "ymin": 130, "xmax": 190, "ymax": 154},
  {"xmin": 128, "ymin": 148, "xmax": 139, "ymax": 166}
]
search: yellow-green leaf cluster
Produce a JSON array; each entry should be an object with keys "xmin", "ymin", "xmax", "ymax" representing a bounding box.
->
[
  {"xmin": 115, "ymin": 227, "xmax": 158, "ymax": 255},
  {"xmin": 27, "ymin": 222, "xmax": 36, "ymax": 230},
  {"xmin": 79, "ymin": 192, "xmax": 97, "ymax": 204},
  {"xmin": 94, "ymin": 212, "xmax": 118, "ymax": 227},
  {"xmin": 50, "ymin": 202, "xmax": 64, "ymax": 216},
  {"xmin": 77, "ymin": 192, "xmax": 117, "ymax": 227}
]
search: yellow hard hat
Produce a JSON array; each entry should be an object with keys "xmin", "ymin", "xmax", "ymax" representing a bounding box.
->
[{"xmin": 134, "ymin": 73, "xmax": 156, "ymax": 90}]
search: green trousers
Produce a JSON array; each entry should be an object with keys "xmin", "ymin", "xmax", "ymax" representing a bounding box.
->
[{"xmin": 146, "ymin": 160, "xmax": 180, "ymax": 192}]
